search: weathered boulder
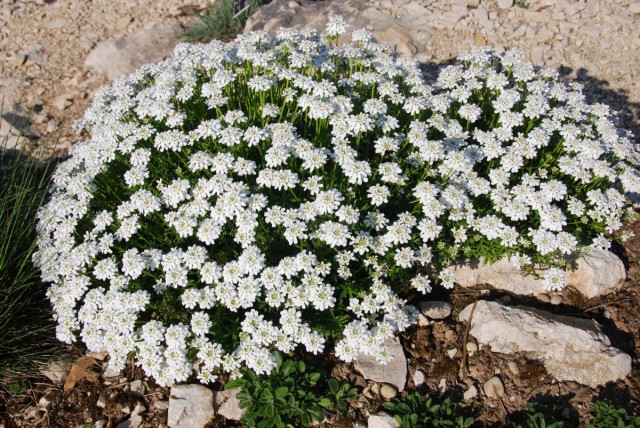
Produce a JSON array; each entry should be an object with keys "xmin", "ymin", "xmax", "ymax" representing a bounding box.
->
[
  {"xmin": 168, "ymin": 384, "xmax": 215, "ymax": 428},
  {"xmin": 84, "ymin": 25, "xmax": 183, "ymax": 81},
  {"xmin": 450, "ymin": 248, "xmax": 626, "ymax": 298},
  {"xmin": 355, "ymin": 337, "xmax": 407, "ymax": 391},
  {"xmin": 458, "ymin": 300, "xmax": 632, "ymax": 387},
  {"xmin": 565, "ymin": 248, "xmax": 626, "ymax": 298}
]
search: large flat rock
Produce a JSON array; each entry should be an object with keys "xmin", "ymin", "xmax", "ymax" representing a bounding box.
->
[
  {"xmin": 168, "ymin": 384, "xmax": 215, "ymax": 428},
  {"xmin": 458, "ymin": 300, "xmax": 631, "ymax": 387},
  {"xmin": 84, "ymin": 24, "xmax": 183, "ymax": 81},
  {"xmin": 354, "ymin": 337, "xmax": 407, "ymax": 391},
  {"xmin": 450, "ymin": 248, "xmax": 626, "ymax": 298}
]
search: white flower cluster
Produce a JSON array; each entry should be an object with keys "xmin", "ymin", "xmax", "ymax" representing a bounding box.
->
[{"xmin": 33, "ymin": 16, "xmax": 639, "ymax": 385}]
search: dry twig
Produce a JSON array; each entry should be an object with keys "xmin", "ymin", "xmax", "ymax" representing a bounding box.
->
[{"xmin": 459, "ymin": 300, "xmax": 478, "ymax": 380}]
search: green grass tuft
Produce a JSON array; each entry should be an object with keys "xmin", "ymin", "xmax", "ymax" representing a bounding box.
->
[
  {"xmin": 182, "ymin": 0, "xmax": 269, "ymax": 43},
  {"xmin": 0, "ymin": 113, "xmax": 59, "ymax": 380}
]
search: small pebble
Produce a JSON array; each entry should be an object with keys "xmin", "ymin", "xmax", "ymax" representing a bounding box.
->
[
  {"xmin": 380, "ymin": 384, "xmax": 397, "ymax": 399},
  {"xmin": 537, "ymin": 293, "xmax": 551, "ymax": 303},
  {"xmin": 438, "ymin": 378, "xmax": 447, "ymax": 393},
  {"xmin": 153, "ymin": 400, "xmax": 169, "ymax": 411},
  {"xmin": 483, "ymin": 376, "xmax": 505, "ymax": 399},
  {"xmin": 603, "ymin": 310, "xmax": 611, "ymax": 319},
  {"xmin": 362, "ymin": 385, "xmax": 374, "ymax": 399},
  {"xmin": 561, "ymin": 407, "xmax": 571, "ymax": 419},
  {"xmin": 466, "ymin": 341, "xmax": 478, "ymax": 353},
  {"xmin": 507, "ymin": 361, "xmax": 520, "ymax": 375},
  {"xmin": 550, "ymin": 295, "xmax": 563, "ymax": 305},
  {"xmin": 94, "ymin": 420, "xmax": 107, "ymax": 428},
  {"xmin": 447, "ymin": 348, "xmax": 458, "ymax": 358},
  {"xmin": 418, "ymin": 301, "xmax": 453, "ymax": 320},
  {"xmin": 413, "ymin": 370, "xmax": 425, "ymax": 386},
  {"xmin": 463, "ymin": 384, "xmax": 478, "ymax": 400},
  {"xmin": 497, "ymin": 294, "xmax": 511, "ymax": 304},
  {"xmin": 96, "ymin": 395, "xmax": 107, "ymax": 409},
  {"xmin": 130, "ymin": 380, "xmax": 145, "ymax": 398},
  {"xmin": 370, "ymin": 383, "xmax": 380, "ymax": 396},
  {"xmin": 444, "ymin": 329, "xmax": 455, "ymax": 341}
]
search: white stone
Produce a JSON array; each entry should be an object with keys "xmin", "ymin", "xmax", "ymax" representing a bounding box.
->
[
  {"xmin": 458, "ymin": 301, "xmax": 632, "ymax": 387},
  {"xmin": 630, "ymin": 3, "xmax": 640, "ymax": 14},
  {"xmin": 413, "ymin": 370, "xmax": 425, "ymax": 386},
  {"xmin": 355, "ymin": 337, "xmax": 407, "ymax": 391},
  {"xmin": 497, "ymin": 0, "xmax": 514, "ymax": 8},
  {"xmin": 168, "ymin": 384, "xmax": 215, "ymax": 428},
  {"xmin": 466, "ymin": 341, "xmax": 478, "ymax": 353},
  {"xmin": 40, "ymin": 358, "xmax": 69, "ymax": 385},
  {"xmin": 154, "ymin": 400, "xmax": 170, "ymax": 411},
  {"xmin": 418, "ymin": 301, "xmax": 453, "ymax": 319},
  {"xmin": 368, "ymin": 411, "xmax": 400, "ymax": 428},
  {"xmin": 463, "ymin": 384, "xmax": 478, "ymax": 400},
  {"xmin": 566, "ymin": 249, "xmax": 626, "ymax": 298},
  {"xmin": 450, "ymin": 249, "xmax": 625, "ymax": 298},
  {"xmin": 380, "ymin": 384, "xmax": 397, "ymax": 399},
  {"xmin": 550, "ymin": 295, "xmax": 563, "ymax": 305},
  {"xmin": 483, "ymin": 376, "xmax": 505, "ymax": 399},
  {"xmin": 1, "ymin": 113, "xmax": 34, "ymax": 151},
  {"xmin": 117, "ymin": 415, "xmax": 143, "ymax": 428},
  {"xmin": 85, "ymin": 25, "xmax": 182, "ymax": 81},
  {"xmin": 130, "ymin": 380, "xmax": 145, "ymax": 398},
  {"xmin": 214, "ymin": 388, "xmax": 246, "ymax": 421}
]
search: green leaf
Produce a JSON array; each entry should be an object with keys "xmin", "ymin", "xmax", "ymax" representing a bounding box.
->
[
  {"xmin": 308, "ymin": 405, "xmax": 324, "ymax": 422},
  {"xmin": 307, "ymin": 372, "xmax": 321, "ymax": 385},
  {"xmin": 225, "ymin": 378, "xmax": 245, "ymax": 390},
  {"xmin": 318, "ymin": 397, "xmax": 334, "ymax": 409},
  {"xmin": 275, "ymin": 386, "xmax": 289, "ymax": 398},
  {"xmin": 328, "ymin": 378, "xmax": 339, "ymax": 395}
]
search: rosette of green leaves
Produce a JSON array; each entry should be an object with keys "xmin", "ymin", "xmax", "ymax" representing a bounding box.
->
[
  {"xmin": 383, "ymin": 392, "xmax": 474, "ymax": 428},
  {"xmin": 226, "ymin": 352, "xmax": 325, "ymax": 427}
]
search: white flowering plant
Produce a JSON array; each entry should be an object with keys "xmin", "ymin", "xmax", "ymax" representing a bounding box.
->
[{"xmin": 33, "ymin": 16, "xmax": 640, "ymax": 386}]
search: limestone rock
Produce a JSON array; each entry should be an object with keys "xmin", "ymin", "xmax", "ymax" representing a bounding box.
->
[
  {"xmin": 497, "ymin": 0, "xmax": 514, "ymax": 8},
  {"xmin": 458, "ymin": 301, "xmax": 632, "ymax": 387},
  {"xmin": 84, "ymin": 25, "xmax": 183, "ymax": 81},
  {"xmin": 565, "ymin": 248, "xmax": 626, "ymax": 298},
  {"xmin": 483, "ymin": 376, "xmax": 504, "ymax": 399},
  {"xmin": 214, "ymin": 388, "xmax": 246, "ymax": 421},
  {"xmin": 355, "ymin": 337, "xmax": 407, "ymax": 391},
  {"xmin": 40, "ymin": 358, "xmax": 70, "ymax": 386},
  {"xmin": 117, "ymin": 415, "xmax": 143, "ymax": 428},
  {"xmin": 450, "ymin": 249, "xmax": 626, "ymax": 298},
  {"xmin": 368, "ymin": 411, "xmax": 400, "ymax": 428},
  {"xmin": 168, "ymin": 384, "xmax": 215, "ymax": 428},
  {"xmin": 418, "ymin": 301, "xmax": 453, "ymax": 319},
  {"xmin": 1, "ymin": 112, "xmax": 35, "ymax": 151},
  {"xmin": 379, "ymin": 383, "xmax": 397, "ymax": 399},
  {"xmin": 413, "ymin": 370, "xmax": 425, "ymax": 386}
]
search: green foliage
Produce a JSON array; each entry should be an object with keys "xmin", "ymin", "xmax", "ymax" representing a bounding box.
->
[
  {"xmin": 383, "ymin": 392, "xmax": 474, "ymax": 428},
  {"xmin": 0, "ymin": 127, "xmax": 58, "ymax": 378},
  {"xmin": 318, "ymin": 378, "xmax": 358, "ymax": 415},
  {"xmin": 589, "ymin": 400, "xmax": 640, "ymax": 428},
  {"xmin": 182, "ymin": 0, "xmax": 268, "ymax": 43},
  {"xmin": 511, "ymin": 403, "xmax": 564, "ymax": 428},
  {"xmin": 226, "ymin": 352, "xmax": 326, "ymax": 427}
]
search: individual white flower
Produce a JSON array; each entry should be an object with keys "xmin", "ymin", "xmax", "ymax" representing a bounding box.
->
[
  {"xmin": 326, "ymin": 15, "xmax": 348, "ymax": 37},
  {"xmin": 543, "ymin": 268, "xmax": 566, "ymax": 292}
]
